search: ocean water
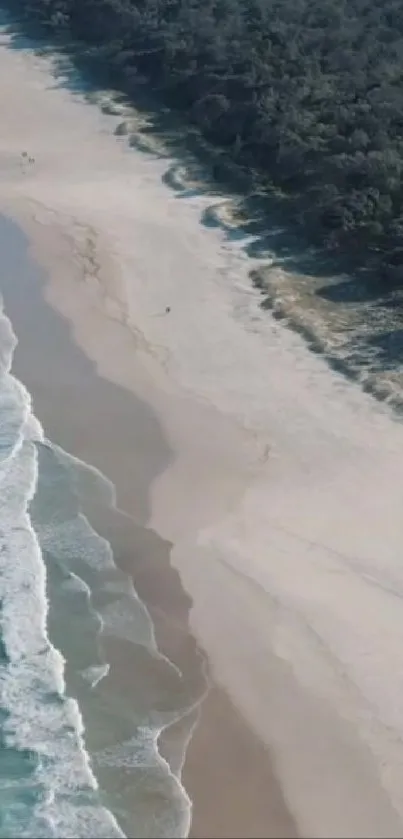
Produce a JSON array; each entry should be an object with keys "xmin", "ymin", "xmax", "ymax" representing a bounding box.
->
[{"xmin": 0, "ymin": 296, "xmax": 197, "ymax": 838}]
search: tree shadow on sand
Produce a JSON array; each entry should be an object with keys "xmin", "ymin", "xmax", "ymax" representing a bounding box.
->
[
  {"xmin": 4, "ymin": 6, "xmax": 403, "ymax": 418},
  {"xmin": 1, "ymin": 10, "xmax": 328, "ymax": 270}
]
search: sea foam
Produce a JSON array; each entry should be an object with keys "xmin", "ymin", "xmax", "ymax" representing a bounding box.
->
[
  {"xmin": 0, "ymin": 294, "xmax": 198, "ymax": 838},
  {"xmin": 0, "ymin": 300, "xmax": 124, "ymax": 838}
]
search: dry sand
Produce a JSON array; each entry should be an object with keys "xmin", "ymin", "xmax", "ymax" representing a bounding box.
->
[{"xmin": 2, "ymin": 18, "xmax": 403, "ymax": 838}]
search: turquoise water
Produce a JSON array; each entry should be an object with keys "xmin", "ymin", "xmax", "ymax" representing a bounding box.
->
[{"xmin": 0, "ymin": 231, "xmax": 198, "ymax": 837}]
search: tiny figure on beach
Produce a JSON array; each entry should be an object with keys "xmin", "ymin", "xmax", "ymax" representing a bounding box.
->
[
  {"xmin": 154, "ymin": 305, "xmax": 171, "ymax": 317},
  {"xmin": 20, "ymin": 152, "xmax": 35, "ymax": 170}
]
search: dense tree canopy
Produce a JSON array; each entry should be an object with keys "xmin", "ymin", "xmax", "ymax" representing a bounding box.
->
[{"xmin": 10, "ymin": 0, "xmax": 403, "ymax": 282}]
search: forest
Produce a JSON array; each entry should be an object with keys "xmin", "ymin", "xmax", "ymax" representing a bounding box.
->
[{"xmin": 8, "ymin": 0, "xmax": 403, "ymax": 283}]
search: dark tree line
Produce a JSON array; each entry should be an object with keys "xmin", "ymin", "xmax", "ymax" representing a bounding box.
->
[{"xmin": 9, "ymin": 0, "xmax": 403, "ymax": 283}]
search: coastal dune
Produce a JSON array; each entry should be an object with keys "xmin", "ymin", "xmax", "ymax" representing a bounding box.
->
[{"xmin": 1, "ymin": 21, "xmax": 403, "ymax": 838}]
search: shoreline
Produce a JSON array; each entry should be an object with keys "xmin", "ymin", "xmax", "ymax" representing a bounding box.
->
[
  {"xmin": 0, "ymin": 212, "xmax": 297, "ymax": 838},
  {"xmin": 3, "ymin": 22, "xmax": 403, "ymax": 837}
]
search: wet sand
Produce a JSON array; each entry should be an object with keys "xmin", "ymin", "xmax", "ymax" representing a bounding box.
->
[
  {"xmin": 0, "ymin": 214, "xmax": 296, "ymax": 837},
  {"xmin": 2, "ymin": 18, "xmax": 403, "ymax": 838}
]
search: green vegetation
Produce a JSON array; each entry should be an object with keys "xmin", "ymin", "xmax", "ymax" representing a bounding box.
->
[{"xmin": 9, "ymin": 0, "xmax": 403, "ymax": 282}]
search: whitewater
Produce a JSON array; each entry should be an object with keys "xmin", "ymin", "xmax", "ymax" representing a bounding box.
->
[
  {"xmin": 2, "ymin": 16, "xmax": 403, "ymax": 837},
  {"xmin": 0, "ymin": 291, "xmax": 194, "ymax": 839},
  {"xmin": 0, "ymin": 300, "xmax": 124, "ymax": 838}
]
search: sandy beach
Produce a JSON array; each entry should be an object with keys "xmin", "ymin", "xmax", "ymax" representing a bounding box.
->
[
  {"xmin": 2, "ymin": 15, "xmax": 403, "ymax": 838},
  {"xmin": 0, "ymin": 211, "xmax": 296, "ymax": 838}
]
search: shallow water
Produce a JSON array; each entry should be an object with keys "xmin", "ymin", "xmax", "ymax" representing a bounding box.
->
[
  {"xmin": 0, "ymin": 220, "xmax": 199, "ymax": 838},
  {"xmin": 1, "ymin": 33, "xmax": 403, "ymax": 833}
]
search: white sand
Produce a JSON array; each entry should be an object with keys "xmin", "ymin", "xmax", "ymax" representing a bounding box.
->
[{"xmin": 2, "ymin": 23, "xmax": 403, "ymax": 837}]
